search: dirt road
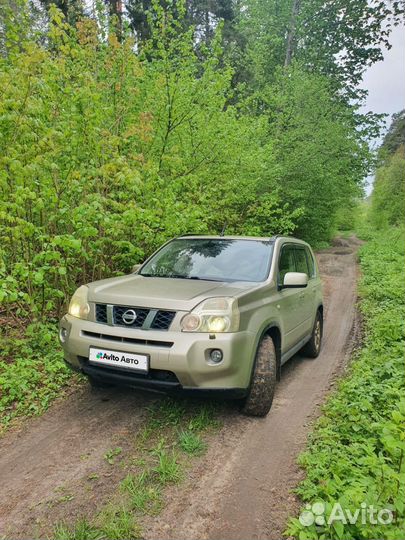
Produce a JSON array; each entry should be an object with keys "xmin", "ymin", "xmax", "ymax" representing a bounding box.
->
[{"xmin": 0, "ymin": 238, "xmax": 361, "ymax": 539}]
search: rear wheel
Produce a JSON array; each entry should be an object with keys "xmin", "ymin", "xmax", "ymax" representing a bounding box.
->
[
  {"xmin": 301, "ymin": 310, "xmax": 323, "ymax": 358},
  {"xmin": 241, "ymin": 335, "xmax": 277, "ymax": 417}
]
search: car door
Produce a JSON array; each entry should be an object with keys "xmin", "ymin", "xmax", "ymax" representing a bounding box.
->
[
  {"xmin": 292, "ymin": 245, "xmax": 313, "ymax": 336},
  {"xmin": 276, "ymin": 244, "xmax": 305, "ymax": 353}
]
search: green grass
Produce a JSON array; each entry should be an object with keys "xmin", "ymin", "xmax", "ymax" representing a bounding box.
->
[
  {"xmin": 120, "ymin": 472, "xmax": 162, "ymax": 514},
  {"xmin": 178, "ymin": 430, "xmax": 207, "ymax": 455},
  {"xmin": 152, "ymin": 445, "xmax": 182, "ymax": 484},
  {"xmin": 286, "ymin": 227, "xmax": 405, "ymax": 540},
  {"xmin": 97, "ymin": 508, "xmax": 142, "ymax": 540},
  {"xmin": 53, "ymin": 510, "xmax": 142, "ymax": 540},
  {"xmin": 53, "ymin": 519, "xmax": 104, "ymax": 540}
]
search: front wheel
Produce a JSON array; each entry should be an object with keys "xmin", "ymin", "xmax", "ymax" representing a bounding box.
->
[
  {"xmin": 301, "ymin": 310, "xmax": 323, "ymax": 358},
  {"xmin": 241, "ymin": 335, "xmax": 277, "ymax": 417}
]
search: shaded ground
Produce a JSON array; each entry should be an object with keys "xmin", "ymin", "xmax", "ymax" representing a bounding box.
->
[{"xmin": 0, "ymin": 236, "xmax": 361, "ymax": 539}]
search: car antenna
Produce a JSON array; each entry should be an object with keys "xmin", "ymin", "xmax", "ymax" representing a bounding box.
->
[{"xmin": 220, "ymin": 222, "xmax": 227, "ymax": 237}]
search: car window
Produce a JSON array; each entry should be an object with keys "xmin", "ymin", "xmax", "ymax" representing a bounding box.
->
[
  {"xmin": 305, "ymin": 247, "xmax": 316, "ymax": 277},
  {"xmin": 294, "ymin": 247, "xmax": 309, "ymax": 275},
  {"xmin": 278, "ymin": 245, "xmax": 296, "ymax": 284}
]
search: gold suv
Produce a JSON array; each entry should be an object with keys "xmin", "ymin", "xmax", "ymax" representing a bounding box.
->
[{"xmin": 59, "ymin": 235, "xmax": 323, "ymax": 416}]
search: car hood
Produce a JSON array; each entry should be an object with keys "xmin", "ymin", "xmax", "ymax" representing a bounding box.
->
[{"xmin": 86, "ymin": 274, "xmax": 255, "ymax": 311}]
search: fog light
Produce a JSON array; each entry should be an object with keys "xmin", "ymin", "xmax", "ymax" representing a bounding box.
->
[
  {"xmin": 210, "ymin": 349, "xmax": 223, "ymax": 363},
  {"xmin": 59, "ymin": 327, "xmax": 68, "ymax": 343}
]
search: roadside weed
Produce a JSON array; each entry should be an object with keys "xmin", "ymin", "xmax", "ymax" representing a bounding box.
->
[
  {"xmin": 104, "ymin": 447, "xmax": 122, "ymax": 465},
  {"xmin": 53, "ymin": 519, "xmax": 103, "ymax": 540},
  {"xmin": 147, "ymin": 398, "xmax": 187, "ymax": 428},
  {"xmin": 178, "ymin": 430, "xmax": 206, "ymax": 455},
  {"xmin": 187, "ymin": 404, "xmax": 220, "ymax": 431},
  {"xmin": 97, "ymin": 507, "xmax": 142, "ymax": 540},
  {"xmin": 120, "ymin": 473, "xmax": 162, "ymax": 514},
  {"xmin": 152, "ymin": 447, "xmax": 182, "ymax": 484}
]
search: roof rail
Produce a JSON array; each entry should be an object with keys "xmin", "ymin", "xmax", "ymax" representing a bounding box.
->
[{"xmin": 176, "ymin": 233, "xmax": 209, "ymax": 237}]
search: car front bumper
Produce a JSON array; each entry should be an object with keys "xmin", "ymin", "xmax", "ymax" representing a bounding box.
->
[{"xmin": 59, "ymin": 314, "xmax": 255, "ymax": 395}]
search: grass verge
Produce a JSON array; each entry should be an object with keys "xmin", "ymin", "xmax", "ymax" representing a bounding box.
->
[{"xmin": 286, "ymin": 227, "xmax": 405, "ymax": 540}]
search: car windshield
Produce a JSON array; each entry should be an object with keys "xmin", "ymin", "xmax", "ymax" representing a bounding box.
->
[{"xmin": 140, "ymin": 238, "xmax": 274, "ymax": 282}]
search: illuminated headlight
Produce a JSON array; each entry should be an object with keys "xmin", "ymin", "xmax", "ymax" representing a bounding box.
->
[
  {"xmin": 181, "ymin": 297, "xmax": 239, "ymax": 333},
  {"xmin": 68, "ymin": 285, "xmax": 90, "ymax": 319}
]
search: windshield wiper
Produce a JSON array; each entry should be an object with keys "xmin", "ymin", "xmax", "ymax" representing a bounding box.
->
[{"xmin": 140, "ymin": 273, "xmax": 222, "ymax": 281}]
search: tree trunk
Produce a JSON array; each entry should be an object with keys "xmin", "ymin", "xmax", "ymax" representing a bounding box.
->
[
  {"xmin": 284, "ymin": 0, "xmax": 301, "ymax": 67},
  {"xmin": 109, "ymin": 0, "xmax": 123, "ymax": 40}
]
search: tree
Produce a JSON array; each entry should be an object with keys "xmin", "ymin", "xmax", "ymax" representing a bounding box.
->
[
  {"xmin": 126, "ymin": 0, "xmax": 237, "ymax": 51},
  {"xmin": 380, "ymin": 110, "xmax": 405, "ymax": 156},
  {"xmin": 263, "ymin": 66, "xmax": 370, "ymax": 242},
  {"xmin": 237, "ymin": 0, "xmax": 404, "ymax": 101},
  {"xmin": 296, "ymin": 0, "xmax": 405, "ymax": 99},
  {"xmin": 371, "ymin": 147, "xmax": 405, "ymax": 228},
  {"xmin": 37, "ymin": 0, "xmax": 84, "ymax": 25}
]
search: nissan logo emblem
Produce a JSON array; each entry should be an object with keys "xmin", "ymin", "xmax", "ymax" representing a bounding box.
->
[{"xmin": 122, "ymin": 309, "xmax": 137, "ymax": 325}]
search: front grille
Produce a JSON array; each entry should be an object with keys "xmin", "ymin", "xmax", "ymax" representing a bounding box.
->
[
  {"xmin": 95, "ymin": 304, "xmax": 176, "ymax": 331},
  {"xmin": 151, "ymin": 310, "xmax": 176, "ymax": 330},
  {"xmin": 113, "ymin": 306, "xmax": 148, "ymax": 328},
  {"xmin": 96, "ymin": 304, "xmax": 108, "ymax": 324},
  {"xmin": 82, "ymin": 330, "xmax": 173, "ymax": 348}
]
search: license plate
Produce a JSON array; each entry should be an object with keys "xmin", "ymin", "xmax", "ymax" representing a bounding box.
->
[{"xmin": 89, "ymin": 347, "xmax": 149, "ymax": 373}]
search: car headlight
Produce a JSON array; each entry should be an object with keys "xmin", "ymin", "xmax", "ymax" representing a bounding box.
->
[
  {"xmin": 181, "ymin": 297, "xmax": 239, "ymax": 333},
  {"xmin": 68, "ymin": 285, "xmax": 90, "ymax": 319}
]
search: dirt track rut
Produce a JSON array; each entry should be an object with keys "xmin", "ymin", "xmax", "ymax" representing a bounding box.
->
[{"xmin": 0, "ymin": 237, "xmax": 361, "ymax": 539}]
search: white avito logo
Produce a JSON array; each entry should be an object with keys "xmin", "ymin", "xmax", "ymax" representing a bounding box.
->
[{"xmin": 299, "ymin": 501, "xmax": 394, "ymax": 527}]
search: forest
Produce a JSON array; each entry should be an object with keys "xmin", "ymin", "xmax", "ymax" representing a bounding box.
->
[
  {"xmin": 0, "ymin": 1, "xmax": 404, "ymax": 538},
  {"xmin": 1, "ymin": 0, "xmax": 403, "ymax": 323}
]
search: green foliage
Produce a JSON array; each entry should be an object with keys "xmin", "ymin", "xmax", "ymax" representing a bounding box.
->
[
  {"xmin": 237, "ymin": 0, "xmax": 403, "ymax": 101},
  {"xmin": 0, "ymin": 4, "xmax": 297, "ymax": 324},
  {"xmin": 286, "ymin": 227, "xmax": 405, "ymax": 540},
  {"xmin": 380, "ymin": 110, "xmax": 405, "ymax": 156},
  {"xmin": 0, "ymin": 323, "xmax": 73, "ymax": 431},
  {"xmin": 262, "ymin": 67, "xmax": 369, "ymax": 244},
  {"xmin": 370, "ymin": 147, "xmax": 405, "ymax": 229}
]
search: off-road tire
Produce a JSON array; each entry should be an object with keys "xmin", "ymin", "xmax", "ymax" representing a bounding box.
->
[
  {"xmin": 241, "ymin": 335, "xmax": 277, "ymax": 417},
  {"xmin": 301, "ymin": 310, "xmax": 323, "ymax": 358},
  {"xmin": 88, "ymin": 376, "xmax": 114, "ymax": 390}
]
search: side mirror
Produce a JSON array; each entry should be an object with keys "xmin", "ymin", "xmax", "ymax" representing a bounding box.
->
[
  {"xmin": 132, "ymin": 263, "xmax": 142, "ymax": 273},
  {"xmin": 282, "ymin": 272, "xmax": 308, "ymax": 288}
]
